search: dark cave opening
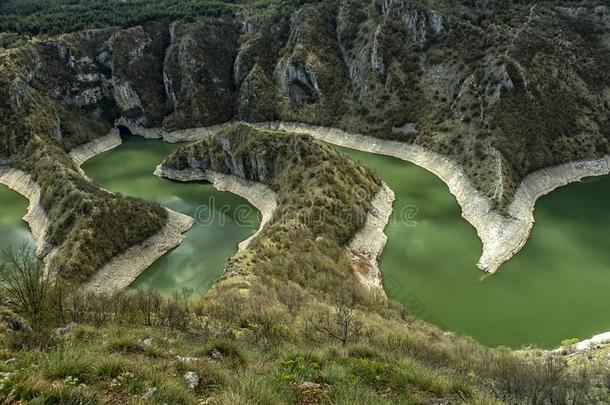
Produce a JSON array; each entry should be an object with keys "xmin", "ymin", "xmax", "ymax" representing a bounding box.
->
[{"xmin": 116, "ymin": 125, "xmax": 132, "ymax": 136}]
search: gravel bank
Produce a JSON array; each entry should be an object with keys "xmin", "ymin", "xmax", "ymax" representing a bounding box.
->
[
  {"xmin": 69, "ymin": 129, "xmax": 122, "ymax": 166},
  {"xmin": 347, "ymin": 182, "xmax": 395, "ymax": 296}
]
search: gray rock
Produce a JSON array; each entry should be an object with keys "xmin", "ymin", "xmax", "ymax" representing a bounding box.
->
[
  {"xmin": 53, "ymin": 322, "xmax": 78, "ymax": 337},
  {"xmin": 392, "ymin": 123, "xmax": 417, "ymax": 135},
  {"xmin": 183, "ymin": 371, "xmax": 199, "ymax": 390},
  {"xmin": 4, "ymin": 358, "xmax": 17, "ymax": 367},
  {"xmin": 385, "ymin": 2, "xmax": 445, "ymax": 48},
  {"xmin": 280, "ymin": 57, "xmax": 323, "ymax": 107},
  {"xmin": 113, "ymin": 81, "xmax": 142, "ymax": 112},
  {"xmin": 594, "ymin": 6, "xmax": 607, "ymax": 17},
  {"xmin": 143, "ymin": 386, "xmax": 157, "ymax": 398},
  {"xmin": 139, "ymin": 337, "xmax": 154, "ymax": 347},
  {"xmin": 371, "ymin": 25, "xmax": 385, "ymax": 75},
  {"xmin": 210, "ymin": 349, "xmax": 224, "ymax": 361},
  {"xmin": 177, "ymin": 355, "xmax": 200, "ymax": 363}
]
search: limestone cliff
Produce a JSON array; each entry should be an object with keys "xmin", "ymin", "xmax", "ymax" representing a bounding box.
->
[{"xmin": 3, "ymin": 3, "xmax": 608, "ymax": 212}]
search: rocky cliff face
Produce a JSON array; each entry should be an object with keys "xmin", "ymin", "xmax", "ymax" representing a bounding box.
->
[
  {"xmin": 163, "ymin": 19, "xmax": 239, "ymax": 130},
  {"xmin": 165, "ymin": 123, "xmax": 300, "ymax": 185},
  {"xmin": 1, "ymin": 0, "xmax": 609, "ymax": 218}
]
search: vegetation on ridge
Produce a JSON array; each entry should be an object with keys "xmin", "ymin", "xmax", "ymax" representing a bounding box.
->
[
  {"xmin": 164, "ymin": 123, "xmax": 381, "ymax": 302},
  {"xmin": 0, "ymin": 43, "xmax": 168, "ymax": 282}
]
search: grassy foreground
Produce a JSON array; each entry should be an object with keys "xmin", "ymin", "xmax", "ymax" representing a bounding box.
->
[{"xmin": 1, "ymin": 263, "xmax": 608, "ymax": 404}]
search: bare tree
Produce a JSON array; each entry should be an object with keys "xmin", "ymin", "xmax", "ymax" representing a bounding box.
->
[
  {"xmin": 136, "ymin": 289, "xmax": 162, "ymax": 326},
  {"xmin": 0, "ymin": 243, "xmax": 49, "ymax": 326},
  {"xmin": 304, "ymin": 303, "xmax": 363, "ymax": 347}
]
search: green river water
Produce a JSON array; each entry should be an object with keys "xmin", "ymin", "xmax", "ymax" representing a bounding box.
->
[
  {"xmin": 340, "ymin": 147, "xmax": 610, "ymax": 348},
  {"xmin": 81, "ymin": 135, "xmax": 260, "ymax": 296},
  {"xmin": 2, "ymin": 134, "xmax": 610, "ymax": 348},
  {"xmin": 0, "ymin": 184, "xmax": 36, "ymax": 257}
]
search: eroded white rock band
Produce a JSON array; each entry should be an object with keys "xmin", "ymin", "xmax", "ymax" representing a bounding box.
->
[
  {"xmin": 153, "ymin": 166, "xmax": 277, "ymax": 254},
  {"xmin": 153, "ymin": 120, "xmax": 610, "ymax": 275}
]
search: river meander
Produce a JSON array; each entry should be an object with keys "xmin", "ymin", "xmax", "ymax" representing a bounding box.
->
[
  {"xmin": 2, "ymin": 135, "xmax": 610, "ymax": 348},
  {"xmin": 81, "ymin": 135, "xmax": 260, "ymax": 296},
  {"xmin": 339, "ymin": 147, "xmax": 610, "ymax": 348}
]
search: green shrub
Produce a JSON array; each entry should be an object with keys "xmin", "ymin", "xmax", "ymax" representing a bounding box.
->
[{"xmin": 40, "ymin": 347, "xmax": 96, "ymax": 383}]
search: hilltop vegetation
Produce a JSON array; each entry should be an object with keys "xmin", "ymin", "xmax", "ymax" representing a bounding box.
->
[
  {"xmin": 0, "ymin": 0, "xmax": 307, "ymax": 35},
  {"xmin": 163, "ymin": 123, "xmax": 382, "ymax": 302}
]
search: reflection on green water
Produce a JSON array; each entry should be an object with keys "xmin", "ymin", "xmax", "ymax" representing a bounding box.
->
[
  {"xmin": 340, "ymin": 147, "xmax": 610, "ymax": 348},
  {"xmin": 0, "ymin": 183, "xmax": 35, "ymax": 258},
  {"xmin": 82, "ymin": 135, "xmax": 260, "ymax": 296}
]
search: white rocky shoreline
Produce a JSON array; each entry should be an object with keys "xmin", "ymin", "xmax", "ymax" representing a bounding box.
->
[
  {"xmin": 69, "ymin": 128, "xmax": 122, "ymax": 167},
  {"xmin": 0, "ymin": 167, "xmax": 58, "ymax": 273},
  {"xmin": 147, "ymin": 120, "xmax": 610, "ymax": 275},
  {"xmin": 346, "ymin": 183, "xmax": 395, "ymax": 297},
  {"xmin": 252, "ymin": 122, "xmax": 610, "ymax": 275},
  {"xmin": 154, "ymin": 166, "xmax": 278, "ymax": 254}
]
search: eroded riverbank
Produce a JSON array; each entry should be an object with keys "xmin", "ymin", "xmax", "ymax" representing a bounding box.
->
[
  {"xmin": 156, "ymin": 165, "xmax": 395, "ymax": 296},
  {"xmin": 81, "ymin": 135, "xmax": 260, "ymax": 295},
  {"xmin": 0, "ymin": 167, "xmax": 58, "ymax": 271},
  {"xmin": 141, "ymin": 120, "xmax": 610, "ymax": 275}
]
